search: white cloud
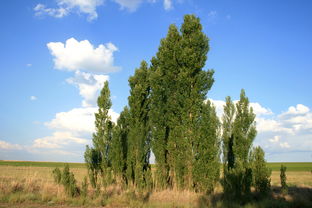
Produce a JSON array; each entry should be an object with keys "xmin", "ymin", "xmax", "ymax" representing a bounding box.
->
[
  {"xmin": 0, "ymin": 140, "xmax": 23, "ymax": 150},
  {"xmin": 33, "ymin": 131, "xmax": 88, "ymax": 149},
  {"xmin": 34, "ymin": 0, "xmax": 104, "ymax": 21},
  {"xmin": 30, "ymin": 96, "xmax": 37, "ymax": 101},
  {"xmin": 113, "ymin": 0, "xmax": 144, "ymax": 12},
  {"xmin": 282, "ymin": 104, "xmax": 310, "ymax": 115},
  {"xmin": 67, "ymin": 71, "xmax": 109, "ymax": 107},
  {"xmin": 163, "ymin": 0, "xmax": 173, "ymax": 10},
  {"xmin": 47, "ymin": 38, "xmax": 120, "ymax": 74},
  {"xmin": 46, "ymin": 107, "xmax": 97, "ymax": 133},
  {"xmin": 45, "ymin": 107, "xmax": 119, "ymax": 134},
  {"xmin": 250, "ymin": 102, "xmax": 273, "ymax": 116},
  {"xmin": 34, "ymin": 3, "xmax": 68, "ymax": 18},
  {"xmin": 255, "ymin": 117, "xmax": 293, "ymax": 134},
  {"xmin": 108, "ymin": 109, "xmax": 120, "ymax": 124},
  {"xmin": 269, "ymin": 135, "xmax": 280, "ymax": 143},
  {"xmin": 209, "ymin": 99, "xmax": 272, "ymax": 118},
  {"xmin": 26, "ymin": 64, "xmax": 32, "ymax": 67},
  {"xmin": 280, "ymin": 142, "xmax": 290, "ymax": 149},
  {"xmin": 209, "ymin": 99, "xmax": 312, "ymax": 158},
  {"xmin": 112, "ymin": 0, "xmax": 175, "ymax": 12}
]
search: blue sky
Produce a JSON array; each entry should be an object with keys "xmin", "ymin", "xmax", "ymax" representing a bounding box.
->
[{"xmin": 0, "ymin": 0, "xmax": 311, "ymax": 162}]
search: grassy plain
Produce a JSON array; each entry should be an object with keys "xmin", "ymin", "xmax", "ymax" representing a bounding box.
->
[{"xmin": 0, "ymin": 160, "xmax": 311, "ymax": 207}]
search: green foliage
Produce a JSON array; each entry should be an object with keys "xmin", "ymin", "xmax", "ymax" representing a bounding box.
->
[
  {"xmin": 61, "ymin": 164, "xmax": 80, "ymax": 197},
  {"xmin": 111, "ymin": 107, "xmax": 130, "ymax": 184},
  {"xmin": 81, "ymin": 176, "xmax": 88, "ymax": 198},
  {"xmin": 192, "ymin": 101, "xmax": 220, "ymax": 193},
  {"xmin": 149, "ymin": 14, "xmax": 216, "ymax": 191},
  {"xmin": 222, "ymin": 89, "xmax": 257, "ymax": 199},
  {"xmin": 84, "ymin": 81, "xmax": 114, "ymax": 188},
  {"xmin": 280, "ymin": 165, "xmax": 288, "ymax": 195},
  {"xmin": 51, "ymin": 164, "xmax": 80, "ymax": 197},
  {"xmin": 251, "ymin": 146, "xmax": 271, "ymax": 195},
  {"xmin": 127, "ymin": 61, "xmax": 152, "ymax": 190},
  {"xmin": 84, "ymin": 145, "xmax": 101, "ymax": 188},
  {"xmin": 52, "ymin": 167, "xmax": 62, "ymax": 184}
]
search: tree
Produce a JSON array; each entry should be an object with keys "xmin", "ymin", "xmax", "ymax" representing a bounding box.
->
[
  {"xmin": 192, "ymin": 101, "xmax": 220, "ymax": 193},
  {"xmin": 61, "ymin": 164, "xmax": 80, "ymax": 197},
  {"xmin": 280, "ymin": 164, "xmax": 288, "ymax": 195},
  {"xmin": 222, "ymin": 89, "xmax": 257, "ymax": 198},
  {"xmin": 127, "ymin": 61, "xmax": 152, "ymax": 190},
  {"xmin": 84, "ymin": 145, "xmax": 101, "ymax": 188},
  {"xmin": 149, "ymin": 23, "xmax": 181, "ymax": 189},
  {"xmin": 251, "ymin": 146, "xmax": 271, "ymax": 195},
  {"xmin": 149, "ymin": 14, "xmax": 215, "ymax": 190},
  {"xmin": 110, "ymin": 107, "xmax": 130, "ymax": 185},
  {"xmin": 85, "ymin": 81, "xmax": 114, "ymax": 188}
]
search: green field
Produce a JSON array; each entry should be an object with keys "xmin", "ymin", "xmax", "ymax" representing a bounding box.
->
[
  {"xmin": 267, "ymin": 162, "xmax": 312, "ymax": 171},
  {"xmin": 0, "ymin": 160, "xmax": 85, "ymax": 168},
  {"xmin": 1, "ymin": 160, "xmax": 311, "ymax": 171}
]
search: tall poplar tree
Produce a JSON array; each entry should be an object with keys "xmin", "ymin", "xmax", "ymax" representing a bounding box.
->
[
  {"xmin": 127, "ymin": 61, "xmax": 152, "ymax": 190},
  {"xmin": 149, "ymin": 24, "xmax": 181, "ymax": 189},
  {"xmin": 111, "ymin": 107, "xmax": 130, "ymax": 184},
  {"xmin": 149, "ymin": 14, "xmax": 215, "ymax": 190},
  {"xmin": 85, "ymin": 81, "xmax": 114, "ymax": 187},
  {"xmin": 193, "ymin": 101, "xmax": 220, "ymax": 193},
  {"xmin": 222, "ymin": 89, "xmax": 257, "ymax": 198}
]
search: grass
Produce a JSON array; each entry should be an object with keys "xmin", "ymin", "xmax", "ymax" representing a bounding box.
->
[
  {"xmin": 0, "ymin": 160, "xmax": 85, "ymax": 168},
  {"xmin": 267, "ymin": 162, "xmax": 312, "ymax": 171},
  {"xmin": 0, "ymin": 160, "xmax": 311, "ymax": 207}
]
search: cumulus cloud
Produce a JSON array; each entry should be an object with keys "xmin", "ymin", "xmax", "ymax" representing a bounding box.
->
[
  {"xmin": 283, "ymin": 104, "xmax": 310, "ymax": 115},
  {"xmin": 0, "ymin": 140, "xmax": 23, "ymax": 150},
  {"xmin": 45, "ymin": 107, "xmax": 97, "ymax": 133},
  {"xmin": 208, "ymin": 99, "xmax": 272, "ymax": 118},
  {"xmin": 209, "ymin": 99, "xmax": 312, "ymax": 159},
  {"xmin": 67, "ymin": 71, "xmax": 109, "ymax": 107},
  {"xmin": 34, "ymin": 0, "xmax": 104, "ymax": 21},
  {"xmin": 30, "ymin": 96, "xmax": 37, "ymax": 101},
  {"xmin": 45, "ymin": 107, "xmax": 119, "ymax": 133},
  {"xmin": 33, "ymin": 131, "xmax": 88, "ymax": 149},
  {"xmin": 47, "ymin": 38, "xmax": 120, "ymax": 74}
]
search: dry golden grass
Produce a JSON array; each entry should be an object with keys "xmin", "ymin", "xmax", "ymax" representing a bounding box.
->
[
  {"xmin": 270, "ymin": 171, "xmax": 312, "ymax": 187},
  {"xmin": 0, "ymin": 165, "xmax": 311, "ymax": 207}
]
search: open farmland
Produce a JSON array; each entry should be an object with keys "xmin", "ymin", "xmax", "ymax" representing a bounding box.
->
[{"xmin": 0, "ymin": 160, "xmax": 311, "ymax": 207}]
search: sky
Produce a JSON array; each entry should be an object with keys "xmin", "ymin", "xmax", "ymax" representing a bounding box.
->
[{"xmin": 0, "ymin": 0, "xmax": 311, "ymax": 162}]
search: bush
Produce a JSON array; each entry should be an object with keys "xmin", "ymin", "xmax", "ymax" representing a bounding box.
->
[
  {"xmin": 223, "ymin": 160, "xmax": 252, "ymax": 200},
  {"xmin": 251, "ymin": 146, "xmax": 271, "ymax": 196},
  {"xmin": 280, "ymin": 165, "xmax": 288, "ymax": 195},
  {"xmin": 52, "ymin": 167, "xmax": 62, "ymax": 184},
  {"xmin": 62, "ymin": 164, "xmax": 80, "ymax": 197}
]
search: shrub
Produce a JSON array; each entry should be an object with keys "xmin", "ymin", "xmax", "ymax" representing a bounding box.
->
[
  {"xmin": 61, "ymin": 164, "xmax": 80, "ymax": 197},
  {"xmin": 280, "ymin": 165, "xmax": 288, "ymax": 195},
  {"xmin": 251, "ymin": 146, "xmax": 271, "ymax": 195},
  {"xmin": 52, "ymin": 167, "xmax": 62, "ymax": 184}
]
